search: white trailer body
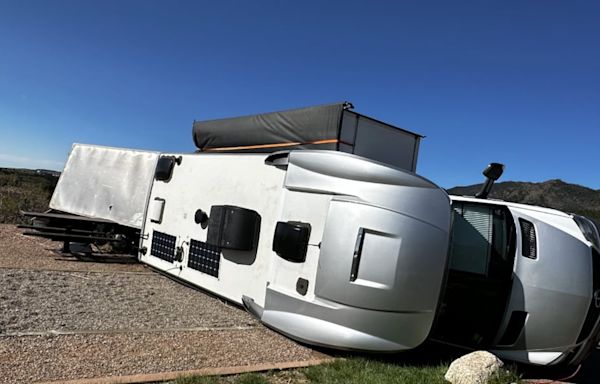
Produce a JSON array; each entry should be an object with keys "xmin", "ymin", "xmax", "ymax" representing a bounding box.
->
[{"xmin": 139, "ymin": 150, "xmax": 451, "ymax": 351}]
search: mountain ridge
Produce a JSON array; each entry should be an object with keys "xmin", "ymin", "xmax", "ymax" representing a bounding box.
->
[{"xmin": 448, "ymin": 179, "xmax": 600, "ymax": 222}]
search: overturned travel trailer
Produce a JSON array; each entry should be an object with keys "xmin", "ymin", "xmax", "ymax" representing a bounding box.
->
[{"xmin": 22, "ymin": 103, "xmax": 600, "ymax": 366}]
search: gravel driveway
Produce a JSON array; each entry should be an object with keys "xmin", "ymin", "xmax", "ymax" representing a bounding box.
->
[{"xmin": 0, "ymin": 225, "xmax": 328, "ymax": 383}]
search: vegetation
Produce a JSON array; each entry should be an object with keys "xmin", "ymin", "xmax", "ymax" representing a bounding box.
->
[
  {"xmin": 0, "ymin": 168, "xmax": 58, "ymax": 224},
  {"xmin": 175, "ymin": 372, "xmax": 270, "ymax": 384},
  {"xmin": 172, "ymin": 358, "xmax": 522, "ymax": 384}
]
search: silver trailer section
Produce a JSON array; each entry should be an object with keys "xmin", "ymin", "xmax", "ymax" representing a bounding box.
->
[
  {"xmin": 494, "ymin": 203, "xmax": 599, "ymax": 365},
  {"xmin": 436, "ymin": 196, "xmax": 600, "ymax": 366},
  {"xmin": 139, "ymin": 150, "xmax": 452, "ymax": 351},
  {"xmin": 495, "ymin": 206, "xmax": 590, "ymax": 364},
  {"xmin": 49, "ymin": 144, "xmax": 159, "ymax": 228}
]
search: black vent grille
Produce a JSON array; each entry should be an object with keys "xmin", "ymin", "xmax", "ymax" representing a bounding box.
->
[
  {"xmin": 520, "ymin": 219, "xmax": 537, "ymax": 259},
  {"xmin": 188, "ymin": 239, "xmax": 221, "ymax": 278},
  {"xmin": 150, "ymin": 230, "xmax": 176, "ymax": 262}
]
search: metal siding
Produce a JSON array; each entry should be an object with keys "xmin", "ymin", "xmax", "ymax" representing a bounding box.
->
[{"xmin": 49, "ymin": 144, "xmax": 159, "ymax": 228}]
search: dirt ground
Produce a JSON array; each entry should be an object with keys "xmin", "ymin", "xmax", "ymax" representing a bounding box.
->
[
  {"xmin": 3, "ymin": 224, "xmax": 600, "ymax": 384},
  {"xmin": 0, "ymin": 225, "xmax": 329, "ymax": 383}
]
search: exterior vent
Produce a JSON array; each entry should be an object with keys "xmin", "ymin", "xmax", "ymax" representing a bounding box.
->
[{"xmin": 520, "ymin": 219, "xmax": 537, "ymax": 259}]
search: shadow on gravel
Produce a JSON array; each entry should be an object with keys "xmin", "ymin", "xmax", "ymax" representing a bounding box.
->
[
  {"xmin": 301, "ymin": 342, "xmax": 470, "ymax": 370},
  {"xmin": 49, "ymin": 249, "xmax": 140, "ymax": 265}
]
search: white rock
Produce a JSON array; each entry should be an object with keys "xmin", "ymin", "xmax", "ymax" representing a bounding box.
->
[{"xmin": 445, "ymin": 350, "xmax": 504, "ymax": 384}]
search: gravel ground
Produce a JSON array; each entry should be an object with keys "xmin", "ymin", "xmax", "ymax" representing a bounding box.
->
[
  {"xmin": 0, "ymin": 329, "xmax": 321, "ymax": 384},
  {"xmin": 0, "ymin": 224, "xmax": 146, "ymax": 273},
  {"xmin": 0, "ymin": 224, "xmax": 327, "ymax": 383},
  {"xmin": 0, "ymin": 269, "xmax": 257, "ymax": 334}
]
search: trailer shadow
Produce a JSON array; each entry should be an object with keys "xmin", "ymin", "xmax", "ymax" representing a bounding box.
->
[
  {"xmin": 49, "ymin": 249, "xmax": 140, "ymax": 265},
  {"xmin": 349, "ymin": 342, "xmax": 478, "ymax": 368}
]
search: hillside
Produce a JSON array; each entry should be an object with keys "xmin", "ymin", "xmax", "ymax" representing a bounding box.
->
[
  {"xmin": 0, "ymin": 168, "xmax": 59, "ymax": 224},
  {"xmin": 448, "ymin": 179, "xmax": 600, "ymax": 223}
]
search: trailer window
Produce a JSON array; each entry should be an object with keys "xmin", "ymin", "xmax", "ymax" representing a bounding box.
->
[
  {"xmin": 449, "ymin": 202, "xmax": 514, "ymax": 277},
  {"xmin": 432, "ymin": 201, "xmax": 516, "ymax": 347}
]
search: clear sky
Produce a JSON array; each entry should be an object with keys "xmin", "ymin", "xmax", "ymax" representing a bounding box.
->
[{"xmin": 0, "ymin": 0, "xmax": 598, "ymax": 188}]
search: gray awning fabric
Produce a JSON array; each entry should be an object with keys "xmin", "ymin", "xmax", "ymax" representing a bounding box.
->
[{"xmin": 192, "ymin": 103, "xmax": 349, "ymax": 152}]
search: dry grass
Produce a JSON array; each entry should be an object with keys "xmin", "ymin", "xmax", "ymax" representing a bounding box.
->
[{"xmin": 0, "ymin": 168, "xmax": 57, "ymax": 224}]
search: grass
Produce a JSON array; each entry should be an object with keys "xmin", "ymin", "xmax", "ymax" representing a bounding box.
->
[
  {"xmin": 172, "ymin": 357, "xmax": 522, "ymax": 384},
  {"xmin": 174, "ymin": 372, "xmax": 270, "ymax": 384},
  {"xmin": 302, "ymin": 358, "xmax": 449, "ymax": 384}
]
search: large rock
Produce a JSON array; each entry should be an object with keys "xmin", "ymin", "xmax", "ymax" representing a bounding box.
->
[{"xmin": 445, "ymin": 351, "xmax": 504, "ymax": 384}]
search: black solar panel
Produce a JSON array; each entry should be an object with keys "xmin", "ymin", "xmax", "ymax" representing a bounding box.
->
[
  {"xmin": 188, "ymin": 239, "xmax": 221, "ymax": 278},
  {"xmin": 150, "ymin": 230, "xmax": 176, "ymax": 262}
]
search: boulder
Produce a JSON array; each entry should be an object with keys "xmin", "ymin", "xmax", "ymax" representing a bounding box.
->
[{"xmin": 445, "ymin": 351, "xmax": 504, "ymax": 384}]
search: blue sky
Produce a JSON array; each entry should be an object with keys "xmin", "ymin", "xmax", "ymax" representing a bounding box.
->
[{"xmin": 0, "ymin": 0, "xmax": 598, "ymax": 188}]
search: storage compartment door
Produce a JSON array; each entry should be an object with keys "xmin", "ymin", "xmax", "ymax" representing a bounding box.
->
[{"xmin": 315, "ymin": 199, "xmax": 450, "ymax": 314}]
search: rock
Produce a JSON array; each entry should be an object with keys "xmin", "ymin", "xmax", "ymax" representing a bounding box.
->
[{"xmin": 445, "ymin": 350, "xmax": 504, "ymax": 384}]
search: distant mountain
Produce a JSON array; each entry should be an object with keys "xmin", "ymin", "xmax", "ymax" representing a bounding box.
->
[{"xmin": 448, "ymin": 179, "xmax": 600, "ymax": 223}]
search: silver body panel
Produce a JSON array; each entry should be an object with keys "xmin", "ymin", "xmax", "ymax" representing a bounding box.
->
[
  {"xmin": 256, "ymin": 287, "xmax": 435, "ymax": 351},
  {"xmin": 316, "ymin": 198, "xmax": 448, "ymax": 313},
  {"xmin": 258, "ymin": 151, "xmax": 452, "ymax": 350},
  {"xmin": 497, "ymin": 205, "xmax": 596, "ymax": 365},
  {"xmin": 503, "ymin": 208, "xmax": 590, "ymax": 348},
  {"xmin": 451, "ymin": 196, "xmax": 600, "ymax": 365}
]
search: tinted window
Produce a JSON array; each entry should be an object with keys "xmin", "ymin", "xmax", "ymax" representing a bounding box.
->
[{"xmin": 450, "ymin": 202, "xmax": 515, "ymax": 277}]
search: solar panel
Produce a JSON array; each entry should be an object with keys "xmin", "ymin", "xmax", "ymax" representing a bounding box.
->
[
  {"xmin": 150, "ymin": 230, "xmax": 176, "ymax": 262},
  {"xmin": 188, "ymin": 239, "xmax": 221, "ymax": 278}
]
